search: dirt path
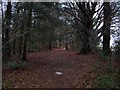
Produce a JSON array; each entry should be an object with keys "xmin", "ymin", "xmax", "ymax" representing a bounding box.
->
[{"xmin": 3, "ymin": 49, "xmax": 98, "ymax": 88}]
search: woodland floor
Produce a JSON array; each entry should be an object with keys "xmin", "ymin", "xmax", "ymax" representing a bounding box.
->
[{"xmin": 3, "ymin": 49, "xmax": 99, "ymax": 88}]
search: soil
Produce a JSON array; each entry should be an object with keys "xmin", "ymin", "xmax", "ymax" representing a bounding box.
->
[{"xmin": 3, "ymin": 49, "xmax": 98, "ymax": 88}]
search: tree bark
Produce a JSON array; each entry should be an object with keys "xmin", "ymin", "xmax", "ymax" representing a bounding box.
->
[
  {"xmin": 3, "ymin": 2, "xmax": 12, "ymax": 59},
  {"xmin": 22, "ymin": 3, "xmax": 33, "ymax": 60},
  {"xmin": 66, "ymin": 42, "xmax": 68, "ymax": 50},
  {"xmin": 103, "ymin": 2, "xmax": 111, "ymax": 55},
  {"xmin": 22, "ymin": 33, "xmax": 27, "ymax": 61},
  {"xmin": 80, "ymin": 26, "xmax": 90, "ymax": 54},
  {"xmin": 19, "ymin": 24, "xmax": 23, "ymax": 57},
  {"xmin": 13, "ymin": 40, "xmax": 16, "ymax": 55},
  {"xmin": 49, "ymin": 41, "xmax": 52, "ymax": 50},
  {"xmin": 1, "ymin": 2, "xmax": 5, "ymax": 46}
]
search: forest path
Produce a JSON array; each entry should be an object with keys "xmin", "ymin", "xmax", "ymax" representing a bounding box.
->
[{"xmin": 3, "ymin": 49, "xmax": 98, "ymax": 88}]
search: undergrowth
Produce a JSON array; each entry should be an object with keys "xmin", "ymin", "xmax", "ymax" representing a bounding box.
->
[
  {"xmin": 95, "ymin": 75, "xmax": 118, "ymax": 88},
  {"xmin": 8, "ymin": 61, "xmax": 27, "ymax": 70},
  {"xmin": 93, "ymin": 50, "xmax": 119, "ymax": 88}
]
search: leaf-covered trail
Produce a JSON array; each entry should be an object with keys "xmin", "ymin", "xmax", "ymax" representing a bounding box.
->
[{"xmin": 3, "ymin": 49, "xmax": 98, "ymax": 88}]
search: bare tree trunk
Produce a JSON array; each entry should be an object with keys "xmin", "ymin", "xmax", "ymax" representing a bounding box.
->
[
  {"xmin": 65, "ymin": 42, "xmax": 68, "ymax": 50},
  {"xmin": 49, "ymin": 31, "xmax": 52, "ymax": 50},
  {"xmin": 13, "ymin": 40, "xmax": 16, "ymax": 55},
  {"xmin": 27, "ymin": 2, "xmax": 33, "ymax": 52},
  {"xmin": 22, "ymin": 2, "xmax": 33, "ymax": 60},
  {"xmin": 19, "ymin": 9, "xmax": 25, "ymax": 57},
  {"xmin": 103, "ymin": 2, "xmax": 111, "ymax": 55},
  {"xmin": 41, "ymin": 33, "xmax": 44, "ymax": 49},
  {"xmin": 80, "ymin": 26, "xmax": 90, "ymax": 54},
  {"xmin": 1, "ymin": 2, "xmax": 5, "ymax": 46},
  {"xmin": 13, "ymin": 9, "xmax": 20, "ymax": 56},
  {"xmin": 19, "ymin": 25, "xmax": 23, "ymax": 57},
  {"xmin": 3, "ymin": 2, "xmax": 11, "ymax": 59},
  {"xmin": 22, "ymin": 33, "xmax": 27, "ymax": 61},
  {"xmin": 49, "ymin": 41, "xmax": 52, "ymax": 50}
]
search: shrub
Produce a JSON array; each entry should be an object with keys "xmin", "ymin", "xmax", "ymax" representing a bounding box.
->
[
  {"xmin": 98, "ymin": 51, "xmax": 110, "ymax": 61},
  {"xmin": 95, "ymin": 75, "xmax": 118, "ymax": 88},
  {"xmin": 8, "ymin": 61, "xmax": 27, "ymax": 70}
]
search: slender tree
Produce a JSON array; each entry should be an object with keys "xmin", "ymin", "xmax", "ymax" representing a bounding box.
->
[
  {"xmin": 3, "ymin": 2, "xmax": 12, "ymax": 59},
  {"xmin": 22, "ymin": 2, "xmax": 33, "ymax": 61}
]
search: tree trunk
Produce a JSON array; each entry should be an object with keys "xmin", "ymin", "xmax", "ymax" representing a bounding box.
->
[
  {"xmin": 22, "ymin": 34, "xmax": 27, "ymax": 61},
  {"xmin": 3, "ymin": 2, "xmax": 11, "ymax": 59},
  {"xmin": 80, "ymin": 27, "xmax": 90, "ymax": 54},
  {"xmin": 22, "ymin": 3, "xmax": 33, "ymax": 60},
  {"xmin": 19, "ymin": 27, "xmax": 23, "ymax": 57},
  {"xmin": 41, "ymin": 33, "xmax": 44, "ymax": 49},
  {"xmin": 13, "ymin": 40, "xmax": 16, "ymax": 55},
  {"xmin": 27, "ymin": 3, "xmax": 33, "ymax": 52},
  {"xmin": 19, "ymin": 10, "xmax": 24, "ymax": 57},
  {"xmin": 103, "ymin": 2, "xmax": 111, "ymax": 55},
  {"xmin": 1, "ymin": 2, "xmax": 5, "ymax": 46},
  {"xmin": 49, "ymin": 41, "xmax": 52, "ymax": 50},
  {"xmin": 13, "ymin": 9, "xmax": 20, "ymax": 56},
  {"xmin": 66, "ymin": 42, "xmax": 68, "ymax": 50}
]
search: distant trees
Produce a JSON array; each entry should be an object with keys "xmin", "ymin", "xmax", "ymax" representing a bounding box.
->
[
  {"xmin": 59, "ymin": 2, "xmax": 101, "ymax": 53},
  {"xmin": 2, "ymin": 1, "xmax": 120, "ymax": 61},
  {"xmin": 2, "ymin": 2, "xmax": 63, "ymax": 60},
  {"xmin": 58, "ymin": 1, "xmax": 120, "ymax": 55}
]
